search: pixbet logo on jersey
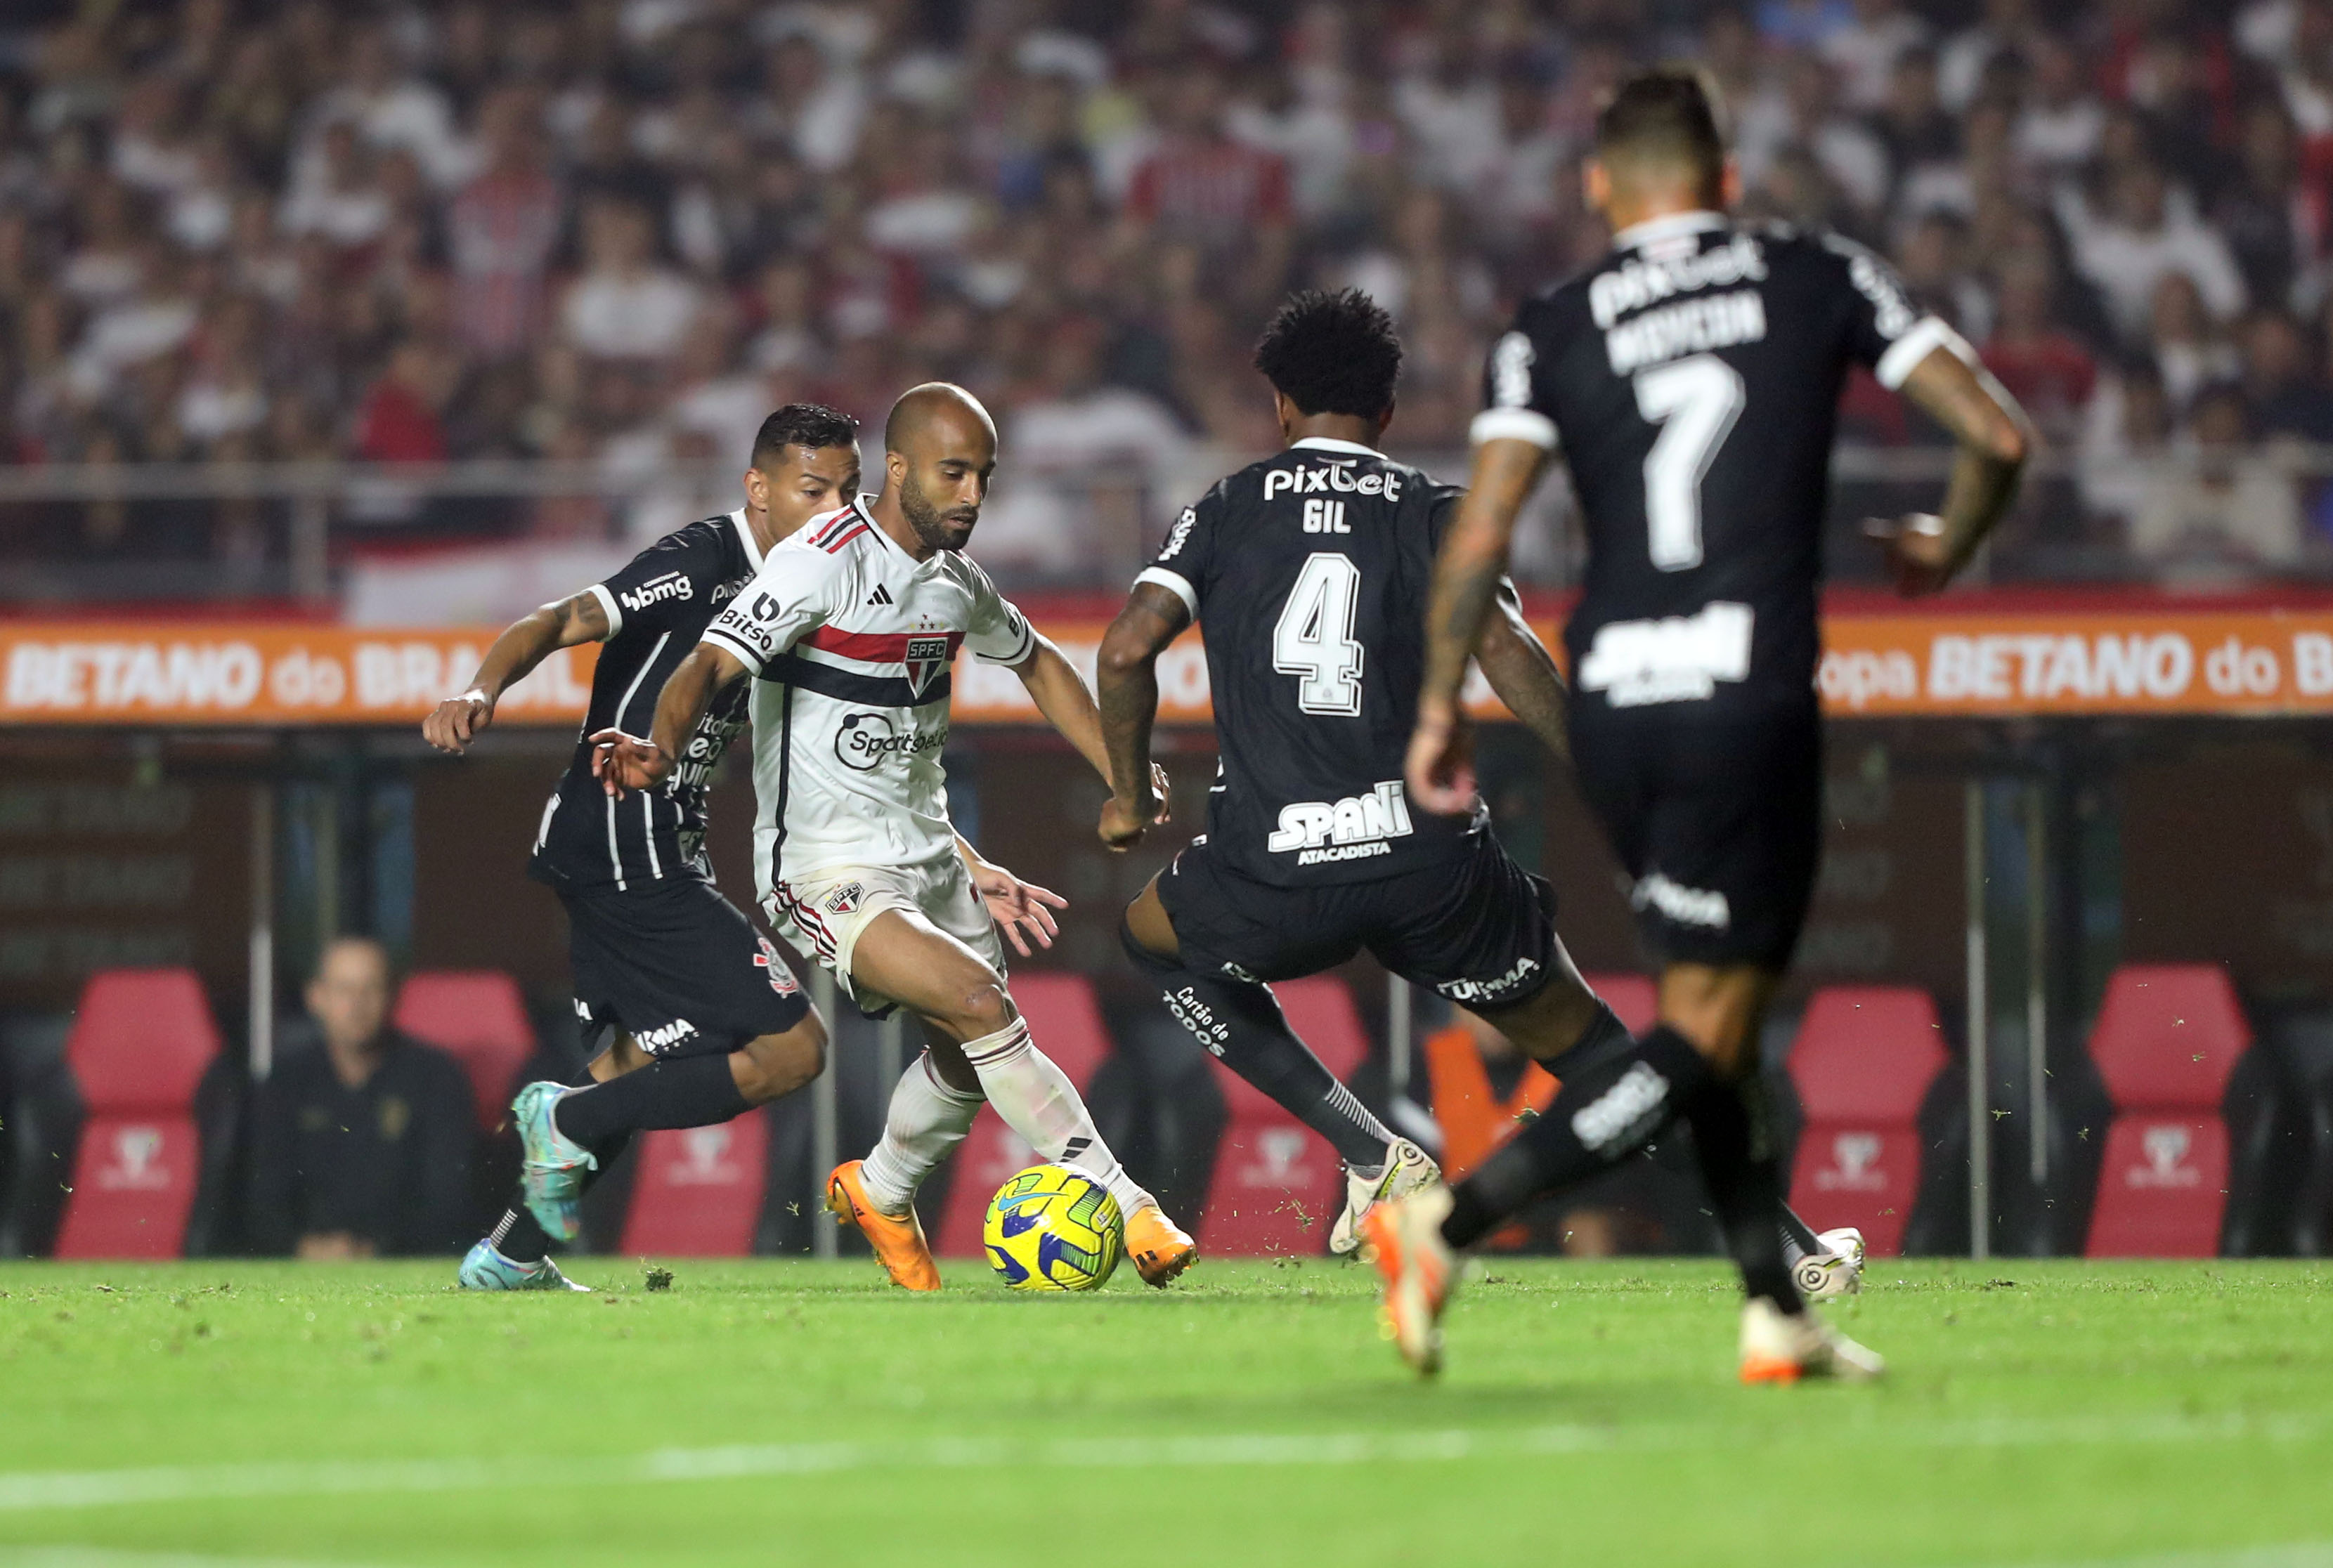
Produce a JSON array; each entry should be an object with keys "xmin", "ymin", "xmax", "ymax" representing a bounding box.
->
[
  {"xmin": 1261, "ymin": 462, "xmax": 1403, "ymax": 502},
  {"xmin": 1266, "ymin": 779, "xmax": 1415, "ymax": 865}
]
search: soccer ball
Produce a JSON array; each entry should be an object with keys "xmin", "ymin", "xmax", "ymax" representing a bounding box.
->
[{"xmin": 983, "ymin": 1164, "xmax": 1124, "ymax": 1291}]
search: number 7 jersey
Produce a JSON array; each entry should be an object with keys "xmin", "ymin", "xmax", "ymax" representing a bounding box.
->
[
  {"xmin": 1476, "ymin": 211, "xmax": 1956, "ymax": 718},
  {"xmin": 1136, "ymin": 435, "xmax": 1481, "ymax": 888}
]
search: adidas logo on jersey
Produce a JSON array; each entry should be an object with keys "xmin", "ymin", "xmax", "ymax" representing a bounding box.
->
[
  {"xmin": 618, "ymin": 571, "xmax": 692, "ymax": 613},
  {"xmin": 1266, "ymin": 779, "xmax": 1414, "ymax": 864},
  {"xmin": 868, "ymin": 584, "xmax": 894, "ymax": 606},
  {"xmin": 635, "ymin": 1017, "xmax": 701, "ymax": 1054}
]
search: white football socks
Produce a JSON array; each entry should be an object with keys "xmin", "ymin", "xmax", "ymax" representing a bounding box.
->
[
  {"xmin": 859, "ymin": 1052, "xmax": 984, "ymax": 1217},
  {"xmin": 959, "ymin": 1017, "xmax": 1157, "ymax": 1218}
]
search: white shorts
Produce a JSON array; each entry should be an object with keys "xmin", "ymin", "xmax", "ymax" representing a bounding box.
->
[{"xmin": 764, "ymin": 855, "xmax": 1006, "ymax": 1015}]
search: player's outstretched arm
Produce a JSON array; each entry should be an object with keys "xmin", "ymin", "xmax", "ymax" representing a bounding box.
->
[
  {"xmin": 1011, "ymin": 629, "xmax": 1167, "ymax": 804},
  {"xmin": 1094, "ymin": 582, "xmax": 1191, "ymax": 851},
  {"xmin": 1408, "ymin": 437, "xmax": 1550, "ymax": 815},
  {"xmin": 1868, "ymin": 346, "xmax": 2032, "ymax": 596},
  {"xmin": 422, "ymin": 591, "xmax": 608, "ymax": 754},
  {"xmin": 1472, "ymin": 577, "xmax": 1570, "ymax": 766},
  {"xmin": 590, "ymin": 641, "xmax": 745, "ymax": 797}
]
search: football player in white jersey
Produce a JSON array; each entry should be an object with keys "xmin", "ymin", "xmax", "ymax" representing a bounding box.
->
[{"xmin": 591, "ymin": 383, "xmax": 1200, "ymax": 1289}]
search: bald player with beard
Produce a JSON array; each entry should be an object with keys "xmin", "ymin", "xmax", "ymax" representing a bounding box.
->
[{"xmin": 589, "ymin": 384, "xmax": 1200, "ymax": 1289}]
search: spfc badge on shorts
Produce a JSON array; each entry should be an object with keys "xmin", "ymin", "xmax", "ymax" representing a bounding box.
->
[
  {"xmin": 753, "ymin": 936, "xmax": 802, "ymax": 996},
  {"xmin": 823, "ymin": 881, "xmax": 865, "ymax": 915},
  {"xmin": 903, "ymin": 635, "xmax": 951, "ymax": 698}
]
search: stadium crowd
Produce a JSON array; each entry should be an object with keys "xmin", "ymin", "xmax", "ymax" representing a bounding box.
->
[{"xmin": 4, "ymin": 0, "xmax": 2333, "ymax": 583}]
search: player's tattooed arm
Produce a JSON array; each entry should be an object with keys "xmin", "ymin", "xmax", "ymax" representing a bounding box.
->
[
  {"xmin": 1094, "ymin": 582, "xmax": 1190, "ymax": 850},
  {"xmin": 422, "ymin": 590, "xmax": 609, "ymax": 754},
  {"xmin": 1867, "ymin": 346, "xmax": 2032, "ymax": 596},
  {"xmin": 1408, "ymin": 438, "xmax": 1549, "ymax": 816},
  {"xmin": 590, "ymin": 641, "xmax": 745, "ymax": 797},
  {"xmin": 1473, "ymin": 578, "xmax": 1570, "ymax": 766}
]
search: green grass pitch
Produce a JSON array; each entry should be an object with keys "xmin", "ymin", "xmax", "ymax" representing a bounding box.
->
[{"xmin": 1, "ymin": 1257, "xmax": 2329, "ymax": 1568}]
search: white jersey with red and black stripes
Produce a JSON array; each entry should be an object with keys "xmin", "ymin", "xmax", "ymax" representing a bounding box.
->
[{"xmin": 701, "ymin": 497, "xmax": 1036, "ymax": 905}]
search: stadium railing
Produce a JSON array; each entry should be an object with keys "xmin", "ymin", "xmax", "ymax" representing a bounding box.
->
[{"xmin": 3, "ymin": 444, "xmax": 2330, "ymax": 612}]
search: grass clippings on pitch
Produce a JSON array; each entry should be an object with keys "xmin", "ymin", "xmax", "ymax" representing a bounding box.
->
[{"xmin": 0, "ymin": 1258, "xmax": 2327, "ymax": 1567}]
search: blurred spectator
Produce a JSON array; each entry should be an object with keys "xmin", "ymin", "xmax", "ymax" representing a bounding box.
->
[
  {"xmin": 2149, "ymin": 273, "xmax": 2241, "ymax": 411},
  {"xmin": 2058, "ymin": 160, "xmax": 2248, "ymax": 343},
  {"xmin": 2131, "ymin": 384, "xmax": 2306, "ymax": 575},
  {"xmin": 446, "ymin": 89, "xmax": 561, "ymax": 361},
  {"xmin": 1983, "ymin": 253, "xmax": 2098, "ymax": 445},
  {"xmin": 0, "ymin": 0, "xmax": 2325, "ymax": 592},
  {"xmin": 2243, "ymin": 310, "xmax": 2333, "ymax": 438},
  {"xmin": 559, "ymin": 197, "xmax": 701, "ymax": 362},
  {"xmin": 247, "ymin": 937, "xmax": 475, "ymax": 1259}
]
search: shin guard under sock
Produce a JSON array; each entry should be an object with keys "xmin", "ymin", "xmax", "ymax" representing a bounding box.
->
[
  {"xmin": 959, "ymin": 1016, "xmax": 1156, "ymax": 1218},
  {"xmin": 859, "ymin": 1052, "xmax": 986, "ymax": 1216},
  {"xmin": 1442, "ymin": 1024, "xmax": 1714, "ymax": 1250}
]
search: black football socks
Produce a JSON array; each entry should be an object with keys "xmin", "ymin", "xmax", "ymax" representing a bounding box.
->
[
  {"xmin": 553, "ymin": 1050, "xmax": 751, "ymax": 1146},
  {"xmin": 1124, "ymin": 920, "xmax": 1395, "ymax": 1172},
  {"xmin": 1441, "ymin": 1024, "xmax": 1715, "ymax": 1249},
  {"xmin": 1682, "ymin": 1077, "xmax": 1803, "ymax": 1312}
]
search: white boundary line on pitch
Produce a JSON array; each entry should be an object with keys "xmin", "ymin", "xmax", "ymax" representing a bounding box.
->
[
  {"xmin": 1977, "ymin": 1548, "xmax": 2333, "ymax": 1568},
  {"xmin": 0, "ymin": 1411, "xmax": 2320, "ymax": 1514},
  {"xmin": 0, "ymin": 1551, "xmax": 393, "ymax": 1568}
]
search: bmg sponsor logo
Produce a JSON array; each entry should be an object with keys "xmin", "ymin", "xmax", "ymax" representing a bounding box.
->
[{"xmin": 618, "ymin": 572, "xmax": 692, "ymax": 615}]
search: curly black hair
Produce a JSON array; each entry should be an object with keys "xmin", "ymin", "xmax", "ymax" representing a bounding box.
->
[
  {"xmin": 749, "ymin": 403, "xmax": 860, "ymax": 470},
  {"xmin": 1252, "ymin": 288, "xmax": 1403, "ymax": 420}
]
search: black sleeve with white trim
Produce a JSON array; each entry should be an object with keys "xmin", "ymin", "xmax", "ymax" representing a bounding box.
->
[
  {"xmin": 1131, "ymin": 478, "xmax": 1227, "ymax": 619},
  {"xmin": 1820, "ymin": 233, "xmax": 1971, "ymax": 389},
  {"xmin": 1470, "ymin": 296, "xmax": 1565, "ymax": 451},
  {"xmin": 590, "ymin": 521, "xmax": 732, "ymax": 641}
]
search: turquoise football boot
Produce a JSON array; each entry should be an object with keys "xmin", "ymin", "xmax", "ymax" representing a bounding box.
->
[
  {"xmin": 512, "ymin": 1080, "xmax": 597, "ymax": 1243},
  {"xmin": 457, "ymin": 1239, "xmax": 590, "ymax": 1291}
]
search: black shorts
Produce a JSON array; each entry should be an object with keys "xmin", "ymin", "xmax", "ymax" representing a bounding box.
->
[
  {"xmin": 561, "ymin": 877, "xmax": 810, "ymax": 1059},
  {"xmin": 1569, "ymin": 701, "xmax": 1822, "ymax": 970},
  {"xmin": 1157, "ymin": 830, "xmax": 1559, "ymax": 1011}
]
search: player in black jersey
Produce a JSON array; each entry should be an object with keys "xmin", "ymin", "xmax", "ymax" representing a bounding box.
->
[
  {"xmin": 1096, "ymin": 288, "xmax": 1858, "ymax": 1281},
  {"xmin": 1380, "ymin": 69, "xmax": 2029, "ymax": 1380},
  {"xmin": 422, "ymin": 405, "xmax": 858, "ymax": 1288}
]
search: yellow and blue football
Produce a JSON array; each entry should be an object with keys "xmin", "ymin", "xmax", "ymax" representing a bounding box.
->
[{"xmin": 983, "ymin": 1164, "xmax": 1124, "ymax": 1291}]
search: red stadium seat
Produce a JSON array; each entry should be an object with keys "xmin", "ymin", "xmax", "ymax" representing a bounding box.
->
[
  {"xmin": 1581, "ymin": 973, "xmax": 1658, "ymax": 1037},
  {"xmin": 55, "ymin": 969, "xmax": 221, "ymax": 1260},
  {"xmin": 934, "ymin": 974, "xmax": 1116, "ymax": 1257},
  {"xmin": 620, "ymin": 1114, "xmax": 771, "ymax": 1256},
  {"xmin": 394, "ymin": 970, "xmax": 536, "ymax": 1130},
  {"xmin": 2084, "ymin": 965, "xmax": 2250, "ymax": 1257},
  {"xmin": 1784, "ymin": 986, "xmax": 1949, "ymax": 1257},
  {"xmin": 1198, "ymin": 976, "xmax": 1370, "ymax": 1257}
]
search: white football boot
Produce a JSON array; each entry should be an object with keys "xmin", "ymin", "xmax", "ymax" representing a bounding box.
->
[
  {"xmin": 1330, "ymin": 1139, "xmax": 1443, "ymax": 1257},
  {"xmin": 1739, "ymin": 1298, "xmax": 1885, "ymax": 1384},
  {"xmin": 1793, "ymin": 1225, "xmax": 1868, "ymax": 1302}
]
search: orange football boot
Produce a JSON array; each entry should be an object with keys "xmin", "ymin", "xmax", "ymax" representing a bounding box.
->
[
  {"xmin": 1363, "ymin": 1186, "xmax": 1456, "ymax": 1376},
  {"xmin": 826, "ymin": 1161, "xmax": 941, "ymax": 1292},
  {"xmin": 1124, "ymin": 1204, "xmax": 1197, "ymax": 1287}
]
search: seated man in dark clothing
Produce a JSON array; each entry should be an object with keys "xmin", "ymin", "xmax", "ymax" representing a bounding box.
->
[{"xmin": 248, "ymin": 937, "xmax": 476, "ymax": 1258}]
